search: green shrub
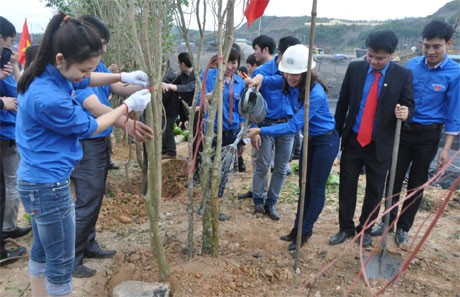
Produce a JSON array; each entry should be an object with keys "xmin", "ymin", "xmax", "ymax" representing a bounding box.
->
[{"xmin": 182, "ymin": 130, "xmax": 190, "ymax": 141}]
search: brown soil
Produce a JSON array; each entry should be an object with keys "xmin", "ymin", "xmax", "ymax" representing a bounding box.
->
[{"xmin": 1, "ymin": 139, "xmax": 459, "ymax": 297}]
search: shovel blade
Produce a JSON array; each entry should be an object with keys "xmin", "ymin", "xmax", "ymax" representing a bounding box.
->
[{"xmin": 364, "ymin": 250, "xmax": 402, "ymax": 280}]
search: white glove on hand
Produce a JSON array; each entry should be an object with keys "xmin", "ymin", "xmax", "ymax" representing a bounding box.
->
[
  {"xmin": 124, "ymin": 89, "xmax": 151, "ymax": 112},
  {"xmin": 120, "ymin": 70, "xmax": 149, "ymax": 88}
]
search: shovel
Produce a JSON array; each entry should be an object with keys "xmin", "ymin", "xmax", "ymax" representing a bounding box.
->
[{"xmin": 365, "ymin": 119, "xmax": 402, "ymax": 280}]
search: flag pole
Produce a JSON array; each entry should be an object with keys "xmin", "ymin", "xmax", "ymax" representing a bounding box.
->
[
  {"xmin": 294, "ymin": 0, "xmax": 318, "ymax": 271},
  {"xmin": 258, "ymin": 16, "xmax": 262, "ymax": 36}
]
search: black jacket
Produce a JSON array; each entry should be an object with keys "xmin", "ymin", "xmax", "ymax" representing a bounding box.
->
[
  {"xmin": 162, "ymin": 70, "xmax": 195, "ymax": 120},
  {"xmin": 334, "ymin": 61, "xmax": 414, "ymax": 161}
]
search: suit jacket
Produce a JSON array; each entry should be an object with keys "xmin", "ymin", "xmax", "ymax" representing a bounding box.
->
[{"xmin": 335, "ymin": 60, "xmax": 414, "ymax": 161}]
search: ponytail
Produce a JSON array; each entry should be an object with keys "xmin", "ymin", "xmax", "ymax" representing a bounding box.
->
[{"xmin": 18, "ymin": 12, "xmax": 102, "ymax": 93}]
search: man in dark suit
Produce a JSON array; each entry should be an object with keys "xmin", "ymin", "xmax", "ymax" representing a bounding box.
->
[{"xmin": 330, "ymin": 30, "xmax": 414, "ymax": 247}]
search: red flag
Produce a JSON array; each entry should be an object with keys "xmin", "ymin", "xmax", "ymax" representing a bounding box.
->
[
  {"xmin": 244, "ymin": 0, "xmax": 270, "ymax": 28},
  {"xmin": 18, "ymin": 19, "xmax": 31, "ymax": 66}
]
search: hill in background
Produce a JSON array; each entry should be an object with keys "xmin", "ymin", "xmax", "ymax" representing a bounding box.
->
[{"xmin": 233, "ymin": 0, "xmax": 460, "ymax": 54}]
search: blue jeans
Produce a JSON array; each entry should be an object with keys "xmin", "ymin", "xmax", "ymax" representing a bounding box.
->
[
  {"xmin": 253, "ymin": 133, "xmax": 294, "ymax": 206},
  {"xmin": 295, "ymin": 131, "xmax": 339, "ymax": 234},
  {"xmin": 17, "ymin": 179, "xmax": 74, "ymax": 296}
]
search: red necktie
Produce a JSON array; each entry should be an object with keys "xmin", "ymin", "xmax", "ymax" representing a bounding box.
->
[{"xmin": 357, "ymin": 71, "xmax": 381, "ymax": 147}]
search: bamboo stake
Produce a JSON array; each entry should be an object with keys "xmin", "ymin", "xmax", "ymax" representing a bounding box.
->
[{"xmin": 294, "ymin": 0, "xmax": 318, "ymax": 270}]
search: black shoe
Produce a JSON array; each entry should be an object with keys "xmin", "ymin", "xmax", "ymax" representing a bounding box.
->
[
  {"xmin": 162, "ymin": 153, "xmax": 176, "ymax": 160},
  {"xmin": 108, "ymin": 162, "xmax": 120, "ymax": 170},
  {"xmin": 329, "ymin": 231, "xmax": 354, "ymax": 245},
  {"xmin": 3, "ymin": 226, "xmax": 32, "ymax": 239},
  {"xmin": 288, "ymin": 232, "xmax": 312, "ymax": 251},
  {"xmin": 370, "ymin": 222, "xmax": 395, "ymax": 236},
  {"xmin": 360, "ymin": 233, "xmax": 372, "ymax": 247},
  {"xmin": 280, "ymin": 228, "xmax": 297, "ymax": 242},
  {"xmin": 254, "ymin": 204, "xmax": 265, "ymax": 214},
  {"xmin": 85, "ymin": 247, "xmax": 117, "ymax": 259},
  {"xmin": 238, "ymin": 191, "xmax": 253, "ymax": 199},
  {"xmin": 395, "ymin": 228, "xmax": 409, "ymax": 250},
  {"xmin": 238, "ymin": 157, "xmax": 246, "ymax": 172},
  {"xmin": 0, "ymin": 246, "xmax": 26, "ymax": 266},
  {"xmin": 72, "ymin": 264, "xmax": 97, "ymax": 278},
  {"xmin": 265, "ymin": 204, "xmax": 280, "ymax": 221}
]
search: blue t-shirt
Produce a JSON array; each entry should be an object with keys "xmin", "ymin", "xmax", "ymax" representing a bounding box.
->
[
  {"xmin": 0, "ymin": 76, "xmax": 18, "ymax": 140},
  {"xmin": 74, "ymin": 61, "xmax": 113, "ymax": 138},
  {"xmin": 406, "ymin": 55, "xmax": 460, "ymax": 134},
  {"xmin": 16, "ymin": 64, "xmax": 98, "ymax": 183}
]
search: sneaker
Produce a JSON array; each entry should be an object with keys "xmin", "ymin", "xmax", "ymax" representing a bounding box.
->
[{"xmin": 395, "ymin": 229, "xmax": 409, "ymax": 250}]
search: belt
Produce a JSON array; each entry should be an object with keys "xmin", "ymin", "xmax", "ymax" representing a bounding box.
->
[
  {"xmin": 310, "ymin": 130, "xmax": 335, "ymax": 140},
  {"xmin": 0, "ymin": 139, "xmax": 16, "ymax": 146},
  {"xmin": 81, "ymin": 137, "xmax": 106, "ymax": 142},
  {"xmin": 222, "ymin": 129, "xmax": 239, "ymax": 137},
  {"xmin": 404, "ymin": 123, "xmax": 442, "ymax": 131},
  {"xmin": 265, "ymin": 116, "xmax": 292, "ymax": 124}
]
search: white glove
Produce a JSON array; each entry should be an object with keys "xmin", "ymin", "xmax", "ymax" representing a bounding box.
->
[
  {"xmin": 124, "ymin": 89, "xmax": 151, "ymax": 112},
  {"xmin": 120, "ymin": 70, "xmax": 149, "ymax": 88}
]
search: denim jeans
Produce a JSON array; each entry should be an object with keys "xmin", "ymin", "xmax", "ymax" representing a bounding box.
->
[
  {"xmin": 253, "ymin": 133, "xmax": 294, "ymax": 206},
  {"xmin": 17, "ymin": 179, "xmax": 74, "ymax": 296},
  {"xmin": 294, "ymin": 131, "xmax": 339, "ymax": 234},
  {"xmin": 0, "ymin": 141, "xmax": 20, "ymax": 231}
]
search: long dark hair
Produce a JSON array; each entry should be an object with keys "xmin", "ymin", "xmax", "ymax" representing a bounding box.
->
[
  {"xmin": 17, "ymin": 12, "xmax": 102, "ymax": 93},
  {"xmin": 282, "ymin": 72, "xmax": 328, "ymax": 103}
]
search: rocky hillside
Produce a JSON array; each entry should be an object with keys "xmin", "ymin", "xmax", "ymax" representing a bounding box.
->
[{"xmin": 235, "ymin": 0, "xmax": 460, "ymax": 53}]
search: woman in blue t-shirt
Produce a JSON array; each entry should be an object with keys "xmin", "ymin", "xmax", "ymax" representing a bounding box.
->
[
  {"xmin": 15, "ymin": 13, "xmax": 151, "ymax": 297},
  {"xmin": 247, "ymin": 44, "xmax": 339, "ymax": 250}
]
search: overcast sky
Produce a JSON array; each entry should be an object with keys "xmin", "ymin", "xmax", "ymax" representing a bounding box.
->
[{"xmin": 1, "ymin": 0, "xmax": 455, "ymax": 34}]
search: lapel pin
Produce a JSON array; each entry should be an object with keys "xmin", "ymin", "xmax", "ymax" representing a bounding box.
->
[{"xmin": 384, "ymin": 83, "xmax": 388, "ymax": 87}]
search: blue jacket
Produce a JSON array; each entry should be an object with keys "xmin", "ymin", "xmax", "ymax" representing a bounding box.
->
[
  {"xmin": 75, "ymin": 61, "xmax": 113, "ymax": 138},
  {"xmin": 16, "ymin": 64, "xmax": 98, "ymax": 183},
  {"xmin": 198, "ymin": 68, "xmax": 245, "ymax": 131},
  {"xmin": 0, "ymin": 76, "xmax": 18, "ymax": 140},
  {"xmin": 260, "ymin": 77, "xmax": 335, "ymax": 137},
  {"xmin": 406, "ymin": 55, "xmax": 460, "ymax": 134},
  {"xmin": 252, "ymin": 56, "xmax": 293, "ymax": 120}
]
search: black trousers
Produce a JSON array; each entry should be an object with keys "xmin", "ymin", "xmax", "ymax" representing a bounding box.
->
[
  {"xmin": 338, "ymin": 133, "xmax": 391, "ymax": 234},
  {"xmin": 71, "ymin": 138, "xmax": 110, "ymax": 266},
  {"xmin": 0, "ymin": 154, "xmax": 5, "ymax": 256},
  {"xmin": 388, "ymin": 127, "xmax": 442, "ymax": 231},
  {"xmin": 162, "ymin": 116, "xmax": 177, "ymax": 156}
]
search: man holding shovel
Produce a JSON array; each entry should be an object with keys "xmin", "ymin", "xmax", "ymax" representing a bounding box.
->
[
  {"xmin": 330, "ymin": 30, "xmax": 414, "ymax": 247},
  {"xmin": 371, "ymin": 20, "xmax": 460, "ymax": 250}
]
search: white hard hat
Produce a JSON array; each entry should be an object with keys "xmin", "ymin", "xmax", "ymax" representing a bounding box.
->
[{"xmin": 278, "ymin": 44, "xmax": 316, "ymax": 74}]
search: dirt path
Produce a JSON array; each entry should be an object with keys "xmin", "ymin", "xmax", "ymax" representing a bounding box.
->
[{"xmin": 1, "ymin": 140, "xmax": 459, "ymax": 297}]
